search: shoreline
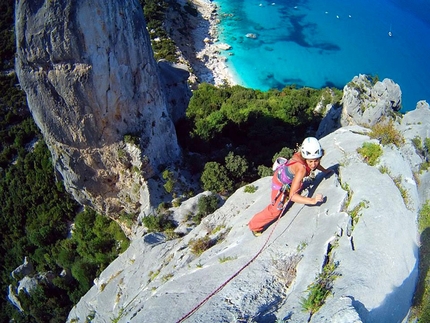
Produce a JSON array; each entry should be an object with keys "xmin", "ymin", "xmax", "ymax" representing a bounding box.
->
[{"xmin": 187, "ymin": 0, "xmax": 239, "ymax": 87}]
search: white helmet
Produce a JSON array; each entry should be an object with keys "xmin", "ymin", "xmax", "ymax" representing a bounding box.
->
[{"xmin": 300, "ymin": 137, "xmax": 323, "ymax": 159}]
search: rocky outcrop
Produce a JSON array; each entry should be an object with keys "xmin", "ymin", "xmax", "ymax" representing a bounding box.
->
[
  {"xmin": 67, "ymin": 99, "xmax": 430, "ymax": 321},
  {"xmin": 317, "ymin": 74, "xmax": 402, "ymax": 138},
  {"xmin": 15, "ymin": 0, "xmax": 181, "ymax": 216},
  {"xmin": 341, "ymin": 74, "xmax": 402, "ymax": 127}
]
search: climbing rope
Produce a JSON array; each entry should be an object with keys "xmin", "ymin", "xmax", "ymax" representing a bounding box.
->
[{"xmin": 175, "ymin": 192, "xmax": 297, "ymax": 323}]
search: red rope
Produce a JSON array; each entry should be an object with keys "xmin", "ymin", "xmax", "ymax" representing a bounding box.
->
[{"xmin": 176, "ymin": 193, "xmax": 294, "ymax": 323}]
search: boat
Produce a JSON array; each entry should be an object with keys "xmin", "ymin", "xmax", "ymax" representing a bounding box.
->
[{"xmin": 388, "ymin": 24, "xmax": 392, "ymax": 37}]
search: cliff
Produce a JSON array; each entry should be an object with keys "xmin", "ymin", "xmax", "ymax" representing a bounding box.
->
[
  {"xmin": 15, "ymin": 0, "xmax": 181, "ymax": 217},
  {"xmin": 66, "ymin": 93, "xmax": 430, "ymax": 321}
]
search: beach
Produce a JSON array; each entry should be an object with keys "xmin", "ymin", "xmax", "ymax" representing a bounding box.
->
[{"xmin": 185, "ymin": 0, "xmax": 237, "ymax": 86}]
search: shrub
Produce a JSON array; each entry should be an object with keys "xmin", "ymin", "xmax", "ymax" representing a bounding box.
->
[
  {"xmin": 419, "ymin": 200, "xmax": 430, "ymax": 232},
  {"xmin": 162, "ymin": 169, "xmax": 176, "ymax": 194},
  {"xmin": 273, "ymin": 147, "xmax": 294, "ymax": 162},
  {"xmin": 349, "ymin": 201, "xmax": 368, "ymax": 230},
  {"xmin": 301, "ymin": 261, "xmax": 339, "ymax": 316},
  {"xmin": 257, "ymin": 164, "xmax": 272, "ymax": 177},
  {"xmin": 411, "ymin": 136, "xmax": 430, "ymax": 173},
  {"xmin": 357, "ymin": 142, "xmax": 382, "ymax": 166},
  {"xmin": 197, "ymin": 194, "xmax": 219, "ymax": 216},
  {"xmin": 193, "ymin": 194, "xmax": 219, "ymax": 224},
  {"xmin": 189, "ymin": 236, "xmax": 214, "ymax": 256},
  {"xmin": 244, "ymin": 185, "xmax": 257, "ymax": 193},
  {"xmin": 123, "ymin": 134, "xmax": 140, "ymax": 145},
  {"xmin": 224, "ymin": 152, "xmax": 249, "ymax": 180},
  {"xmin": 142, "ymin": 214, "xmax": 176, "ymax": 233},
  {"xmin": 200, "ymin": 161, "xmax": 233, "ymax": 193},
  {"xmin": 369, "ymin": 119, "xmax": 404, "ymax": 147}
]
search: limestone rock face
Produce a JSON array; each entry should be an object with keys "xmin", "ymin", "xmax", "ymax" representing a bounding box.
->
[
  {"xmin": 66, "ymin": 102, "xmax": 430, "ymax": 322},
  {"xmin": 67, "ymin": 127, "xmax": 420, "ymax": 323},
  {"xmin": 341, "ymin": 74, "xmax": 402, "ymax": 127},
  {"xmin": 15, "ymin": 0, "xmax": 180, "ymax": 216}
]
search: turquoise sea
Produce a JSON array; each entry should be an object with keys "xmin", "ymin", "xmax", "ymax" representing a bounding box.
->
[{"xmin": 213, "ymin": 0, "xmax": 430, "ymax": 112}]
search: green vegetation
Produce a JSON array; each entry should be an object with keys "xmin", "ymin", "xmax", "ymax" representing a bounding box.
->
[
  {"xmin": 349, "ymin": 201, "xmax": 368, "ymax": 230},
  {"xmin": 192, "ymin": 194, "xmax": 219, "ymax": 224},
  {"xmin": 140, "ymin": 0, "xmax": 178, "ymax": 62},
  {"xmin": 244, "ymin": 185, "xmax": 257, "ymax": 193},
  {"xmin": 0, "ymin": 2, "xmax": 130, "ymax": 320},
  {"xmin": 392, "ymin": 175, "xmax": 411, "ymax": 210},
  {"xmin": 200, "ymin": 152, "xmax": 251, "ymax": 194},
  {"xmin": 123, "ymin": 133, "xmax": 140, "ymax": 146},
  {"xmin": 161, "ymin": 273, "xmax": 174, "ymax": 282},
  {"xmin": 0, "ymin": 145, "xmax": 130, "ymax": 322},
  {"xmin": 142, "ymin": 213, "xmax": 176, "ymax": 233},
  {"xmin": 218, "ymin": 255, "xmax": 237, "ymax": 263},
  {"xmin": 410, "ymin": 200, "xmax": 430, "ymax": 322},
  {"xmin": 301, "ymin": 258, "xmax": 339, "ymax": 317},
  {"xmin": 189, "ymin": 236, "xmax": 214, "ymax": 256},
  {"xmin": 369, "ymin": 119, "xmax": 405, "ymax": 147},
  {"xmin": 411, "ymin": 136, "xmax": 430, "ymax": 172},
  {"xmin": 0, "ymin": 0, "xmax": 15, "ymax": 70},
  {"xmin": 177, "ymin": 84, "xmax": 337, "ymax": 194},
  {"xmin": 162, "ymin": 169, "xmax": 177, "ymax": 193},
  {"xmin": 357, "ymin": 142, "xmax": 383, "ymax": 166}
]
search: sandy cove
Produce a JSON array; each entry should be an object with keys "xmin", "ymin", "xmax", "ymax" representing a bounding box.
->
[{"xmin": 185, "ymin": 0, "xmax": 238, "ymax": 86}]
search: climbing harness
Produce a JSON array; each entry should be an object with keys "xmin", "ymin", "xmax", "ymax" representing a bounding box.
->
[{"xmin": 272, "ymin": 183, "xmax": 290, "ymax": 210}]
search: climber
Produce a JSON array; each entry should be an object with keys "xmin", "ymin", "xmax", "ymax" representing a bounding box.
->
[{"xmin": 248, "ymin": 137, "xmax": 332, "ymax": 236}]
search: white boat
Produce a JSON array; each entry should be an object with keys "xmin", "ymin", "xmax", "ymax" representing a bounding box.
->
[{"xmin": 389, "ymin": 24, "xmax": 392, "ymax": 37}]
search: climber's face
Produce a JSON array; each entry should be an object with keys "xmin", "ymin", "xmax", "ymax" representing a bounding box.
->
[{"xmin": 306, "ymin": 158, "xmax": 320, "ymax": 170}]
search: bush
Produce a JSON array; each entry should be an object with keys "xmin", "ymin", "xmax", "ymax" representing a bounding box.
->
[
  {"xmin": 224, "ymin": 152, "xmax": 249, "ymax": 180},
  {"xmin": 369, "ymin": 119, "xmax": 404, "ymax": 147},
  {"xmin": 357, "ymin": 142, "xmax": 382, "ymax": 166},
  {"xmin": 142, "ymin": 213, "xmax": 176, "ymax": 233},
  {"xmin": 300, "ymin": 261, "xmax": 339, "ymax": 316},
  {"xmin": 200, "ymin": 161, "xmax": 233, "ymax": 193},
  {"xmin": 162, "ymin": 169, "xmax": 176, "ymax": 194},
  {"xmin": 244, "ymin": 185, "xmax": 257, "ymax": 193},
  {"xmin": 189, "ymin": 236, "xmax": 214, "ymax": 256},
  {"xmin": 197, "ymin": 194, "xmax": 219, "ymax": 216},
  {"xmin": 193, "ymin": 194, "xmax": 219, "ymax": 224}
]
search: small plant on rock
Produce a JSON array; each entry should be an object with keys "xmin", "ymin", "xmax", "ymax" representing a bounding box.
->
[
  {"xmin": 349, "ymin": 200, "xmax": 369, "ymax": 230},
  {"xmin": 357, "ymin": 142, "xmax": 382, "ymax": 166},
  {"xmin": 244, "ymin": 184, "xmax": 257, "ymax": 193},
  {"xmin": 369, "ymin": 119, "xmax": 404, "ymax": 147},
  {"xmin": 189, "ymin": 236, "xmax": 214, "ymax": 256},
  {"xmin": 300, "ymin": 260, "xmax": 339, "ymax": 317},
  {"xmin": 193, "ymin": 194, "xmax": 219, "ymax": 224},
  {"xmin": 219, "ymin": 255, "xmax": 237, "ymax": 263},
  {"xmin": 142, "ymin": 213, "xmax": 176, "ymax": 233}
]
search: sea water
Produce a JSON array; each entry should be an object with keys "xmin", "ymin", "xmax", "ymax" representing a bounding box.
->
[{"xmin": 213, "ymin": 0, "xmax": 430, "ymax": 112}]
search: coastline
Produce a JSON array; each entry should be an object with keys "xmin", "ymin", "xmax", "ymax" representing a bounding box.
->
[{"xmin": 187, "ymin": 0, "xmax": 239, "ymax": 87}]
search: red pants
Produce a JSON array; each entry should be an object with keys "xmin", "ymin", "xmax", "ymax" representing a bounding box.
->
[{"xmin": 248, "ymin": 188, "xmax": 285, "ymax": 232}]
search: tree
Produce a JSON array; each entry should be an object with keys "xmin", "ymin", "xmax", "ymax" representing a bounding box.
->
[
  {"xmin": 200, "ymin": 162, "xmax": 233, "ymax": 193},
  {"xmin": 197, "ymin": 194, "xmax": 219, "ymax": 216},
  {"xmin": 225, "ymin": 152, "xmax": 248, "ymax": 181}
]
